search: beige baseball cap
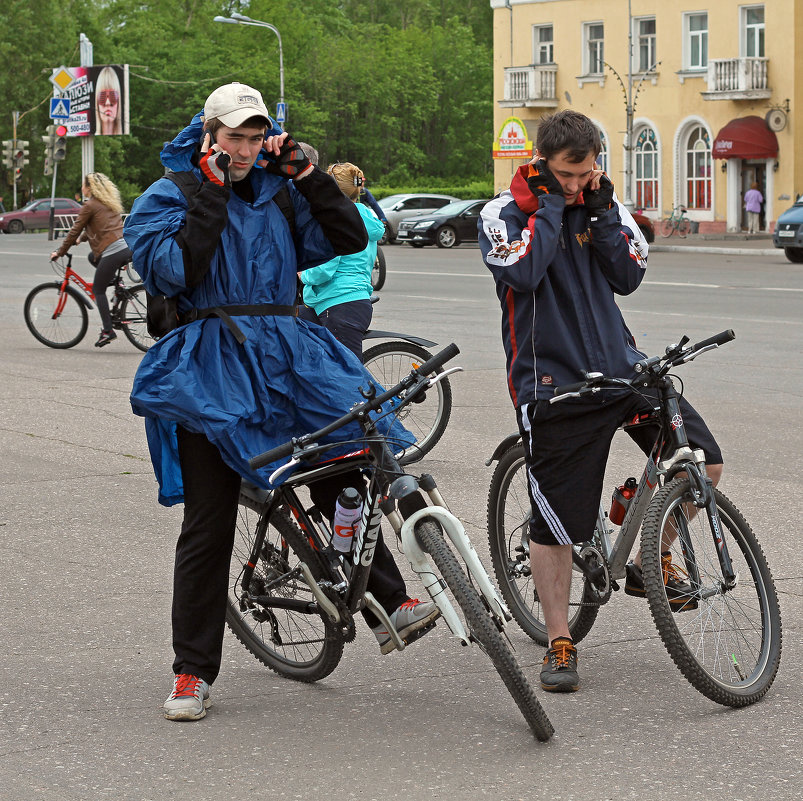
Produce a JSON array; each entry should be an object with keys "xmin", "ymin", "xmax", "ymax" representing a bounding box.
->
[{"xmin": 202, "ymin": 82, "xmax": 270, "ymax": 128}]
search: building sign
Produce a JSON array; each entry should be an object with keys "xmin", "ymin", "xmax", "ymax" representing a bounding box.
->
[
  {"xmin": 57, "ymin": 64, "xmax": 130, "ymax": 137},
  {"xmin": 493, "ymin": 116, "xmax": 533, "ymax": 159}
]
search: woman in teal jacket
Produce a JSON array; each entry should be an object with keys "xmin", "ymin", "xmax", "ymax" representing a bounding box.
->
[{"xmin": 298, "ymin": 162, "xmax": 384, "ymax": 358}]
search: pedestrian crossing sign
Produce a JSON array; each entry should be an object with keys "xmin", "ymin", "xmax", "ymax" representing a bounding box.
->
[{"xmin": 50, "ymin": 97, "xmax": 71, "ymax": 120}]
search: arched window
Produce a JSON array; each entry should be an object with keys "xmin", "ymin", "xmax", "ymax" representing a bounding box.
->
[
  {"xmin": 596, "ymin": 128, "xmax": 608, "ymax": 174},
  {"xmin": 685, "ymin": 125, "xmax": 712, "ymax": 209},
  {"xmin": 634, "ymin": 127, "xmax": 658, "ymax": 211}
]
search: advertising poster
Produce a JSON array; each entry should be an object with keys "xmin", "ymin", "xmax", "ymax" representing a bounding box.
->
[
  {"xmin": 492, "ymin": 117, "xmax": 533, "ymax": 159},
  {"xmin": 61, "ymin": 65, "xmax": 130, "ymax": 137}
]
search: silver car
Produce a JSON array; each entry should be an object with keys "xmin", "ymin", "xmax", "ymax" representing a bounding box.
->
[{"xmin": 377, "ymin": 193, "xmax": 459, "ymax": 243}]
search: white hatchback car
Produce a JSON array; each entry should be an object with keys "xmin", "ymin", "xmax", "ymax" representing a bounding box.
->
[{"xmin": 377, "ymin": 193, "xmax": 459, "ymax": 243}]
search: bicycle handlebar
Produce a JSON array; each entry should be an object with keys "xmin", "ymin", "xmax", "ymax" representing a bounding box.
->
[
  {"xmin": 248, "ymin": 343, "xmax": 461, "ymax": 471},
  {"xmin": 551, "ymin": 330, "xmax": 735, "ymax": 401}
]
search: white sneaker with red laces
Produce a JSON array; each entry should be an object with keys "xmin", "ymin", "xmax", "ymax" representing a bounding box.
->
[
  {"xmin": 371, "ymin": 598, "xmax": 440, "ymax": 655},
  {"xmin": 164, "ymin": 674, "xmax": 211, "ymax": 721}
]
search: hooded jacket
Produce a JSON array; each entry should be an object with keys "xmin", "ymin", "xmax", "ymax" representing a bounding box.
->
[
  {"xmin": 478, "ymin": 164, "xmax": 649, "ymax": 407},
  {"xmin": 125, "ymin": 112, "xmax": 410, "ymax": 505}
]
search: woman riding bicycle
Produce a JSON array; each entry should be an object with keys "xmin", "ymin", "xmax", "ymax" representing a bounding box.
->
[{"xmin": 51, "ymin": 172, "xmax": 132, "ymax": 348}]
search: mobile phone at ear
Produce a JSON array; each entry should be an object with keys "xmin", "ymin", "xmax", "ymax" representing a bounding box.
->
[{"xmin": 200, "ymin": 130, "xmax": 216, "ymax": 147}]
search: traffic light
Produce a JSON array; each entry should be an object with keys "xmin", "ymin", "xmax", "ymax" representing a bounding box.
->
[
  {"xmin": 53, "ymin": 125, "xmax": 68, "ymax": 162},
  {"xmin": 2, "ymin": 139, "xmax": 14, "ymax": 169},
  {"xmin": 42, "ymin": 125, "xmax": 56, "ymax": 160},
  {"xmin": 14, "ymin": 140, "xmax": 29, "ymax": 179}
]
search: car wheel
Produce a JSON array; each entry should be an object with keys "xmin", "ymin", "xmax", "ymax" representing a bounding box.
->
[
  {"xmin": 436, "ymin": 226, "xmax": 457, "ymax": 249},
  {"xmin": 7, "ymin": 219, "xmax": 24, "ymax": 234},
  {"xmin": 638, "ymin": 224, "xmax": 655, "ymax": 244},
  {"xmin": 784, "ymin": 247, "xmax": 803, "ymax": 263}
]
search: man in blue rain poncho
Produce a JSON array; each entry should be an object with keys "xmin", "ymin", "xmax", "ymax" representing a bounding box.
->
[{"xmin": 126, "ymin": 83, "xmax": 439, "ymax": 721}]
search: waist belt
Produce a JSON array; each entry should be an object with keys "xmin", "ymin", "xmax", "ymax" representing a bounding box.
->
[{"xmin": 181, "ymin": 304, "xmax": 297, "ymax": 344}]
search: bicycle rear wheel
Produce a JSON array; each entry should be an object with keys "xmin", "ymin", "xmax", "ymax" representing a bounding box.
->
[
  {"xmin": 660, "ymin": 219, "xmax": 675, "ymax": 238},
  {"xmin": 362, "ymin": 340, "xmax": 452, "ymax": 464},
  {"xmin": 677, "ymin": 217, "xmax": 691, "ymax": 238},
  {"xmin": 24, "ymin": 282, "xmax": 88, "ymax": 348},
  {"xmin": 640, "ymin": 478, "xmax": 782, "ymax": 707},
  {"xmin": 415, "ymin": 517, "xmax": 554, "ymax": 741},
  {"xmin": 227, "ymin": 492, "xmax": 345, "ymax": 682},
  {"xmin": 119, "ymin": 285, "xmax": 155, "ymax": 352},
  {"xmin": 487, "ymin": 442, "xmax": 599, "ymax": 646}
]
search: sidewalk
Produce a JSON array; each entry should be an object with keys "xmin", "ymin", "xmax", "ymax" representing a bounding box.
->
[{"xmin": 649, "ymin": 232, "xmax": 779, "ymax": 256}]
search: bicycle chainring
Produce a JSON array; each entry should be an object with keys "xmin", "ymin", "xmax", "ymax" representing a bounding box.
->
[{"xmin": 578, "ymin": 544, "xmax": 612, "ymax": 604}]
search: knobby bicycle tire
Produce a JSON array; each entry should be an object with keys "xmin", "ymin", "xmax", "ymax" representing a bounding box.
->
[
  {"xmin": 119, "ymin": 285, "xmax": 155, "ymax": 352},
  {"xmin": 227, "ymin": 493, "xmax": 345, "ymax": 682},
  {"xmin": 24, "ymin": 282, "xmax": 88, "ymax": 349},
  {"xmin": 362, "ymin": 340, "xmax": 452, "ymax": 464},
  {"xmin": 415, "ymin": 517, "xmax": 554, "ymax": 741},
  {"xmin": 371, "ymin": 247, "xmax": 387, "ymax": 291},
  {"xmin": 487, "ymin": 442, "xmax": 599, "ymax": 646},
  {"xmin": 660, "ymin": 219, "xmax": 676, "ymax": 238},
  {"xmin": 640, "ymin": 478, "xmax": 782, "ymax": 707}
]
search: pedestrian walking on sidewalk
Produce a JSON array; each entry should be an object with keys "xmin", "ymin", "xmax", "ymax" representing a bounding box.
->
[{"xmin": 744, "ymin": 183, "xmax": 763, "ymax": 234}]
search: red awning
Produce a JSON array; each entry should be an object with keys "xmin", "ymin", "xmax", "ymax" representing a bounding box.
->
[{"xmin": 712, "ymin": 115, "xmax": 778, "ymax": 159}]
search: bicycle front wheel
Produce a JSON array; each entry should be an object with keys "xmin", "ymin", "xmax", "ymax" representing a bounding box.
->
[
  {"xmin": 362, "ymin": 340, "xmax": 452, "ymax": 464},
  {"xmin": 661, "ymin": 219, "xmax": 675, "ymax": 238},
  {"xmin": 227, "ymin": 492, "xmax": 345, "ymax": 682},
  {"xmin": 371, "ymin": 247, "xmax": 387, "ymax": 290},
  {"xmin": 24, "ymin": 282, "xmax": 88, "ymax": 348},
  {"xmin": 415, "ymin": 517, "xmax": 554, "ymax": 741},
  {"xmin": 487, "ymin": 442, "xmax": 599, "ymax": 646},
  {"xmin": 640, "ymin": 479, "xmax": 782, "ymax": 707},
  {"xmin": 119, "ymin": 285, "xmax": 155, "ymax": 352}
]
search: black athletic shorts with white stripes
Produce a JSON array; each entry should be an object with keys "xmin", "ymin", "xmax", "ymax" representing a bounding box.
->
[{"xmin": 515, "ymin": 389, "xmax": 723, "ymax": 546}]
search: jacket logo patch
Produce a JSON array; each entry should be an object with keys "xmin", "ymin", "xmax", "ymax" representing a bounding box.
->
[
  {"xmin": 488, "ymin": 228, "xmax": 527, "ymax": 260},
  {"xmin": 575, "ymin": 230, "xmax": 591, "ymax": 248},
  {"xmin": 541, "ymin": 375, "xmax": 553, "ymax": 385}
]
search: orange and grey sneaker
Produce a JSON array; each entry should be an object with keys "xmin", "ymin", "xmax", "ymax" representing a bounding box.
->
[
  {"xmin": 164, "ymin": 674, "xmax": 211, "ymax": 721},
  {"xmin": 540, "ymin": 637, "xmax": 579, "ymax": 692},
  {"xmin": 625, "ymin": 552, "xmax": 698, "ymax": 612}
]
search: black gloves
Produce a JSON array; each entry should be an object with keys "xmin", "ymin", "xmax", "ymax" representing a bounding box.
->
[
  {"xmin": 526, "ymin": 159, "xmax": 563, "ymax": 199},
  {"xmin": 585, "ymin": 173, "xmax": 614, "ymax": 215},
  {"xmin": 263, "ymin": 134, "xmax": 313, "ymax": 180},
  {"xmin": 199, "ymin": 148, "xmax": 231, "ymax": 188}
]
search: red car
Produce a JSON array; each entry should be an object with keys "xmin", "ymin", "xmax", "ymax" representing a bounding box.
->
[
  {"xmin": 0, "ymin": 197, "xmax": 82, "ymax": 233},
  {"xmin": 631, "ymin": 211, "xmax": 655, "ymax": 243}
]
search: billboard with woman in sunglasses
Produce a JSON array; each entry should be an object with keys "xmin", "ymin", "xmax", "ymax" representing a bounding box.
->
[{"xmin": 61, "ymin": 64, "xmax": 129, "ymax": 137}]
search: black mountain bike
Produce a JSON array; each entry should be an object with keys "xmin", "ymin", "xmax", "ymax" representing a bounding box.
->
[
  {"xmin": 229, "ymin": 344, "xmax": 554, "ymax": 741},
  {"xmin": 487, "ymin": 331, "xmax": 782, "ymax": 707}
]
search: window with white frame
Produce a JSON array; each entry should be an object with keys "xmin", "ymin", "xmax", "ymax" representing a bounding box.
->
[
  {"xmin": 595, "ymin": 127, "xmax": 608, "ymax": 175},
  {"xmin": 584, "ymin": 22, "xmax": 605, "ymax": 75},
  {"xmin": 684, "ymin": 12, "xmax": 708, "ymax": 69},
  {"xmin": 634, "ymin": 127, "xmax": 658, "ymax": 211},
  {"xmin": 634, "ymin": 17, "xmax": 657, "ymax": 72},
  {"xmin": 742, "ymin": 5, "xmax": 765, "ymax": 58},
  {"xmin": 684, "ymin": 125, "xmax": 711, "ymax": 209},
  {"xmin": 533, "ymin": 25, "xmax": 554, "ymax": 64}
]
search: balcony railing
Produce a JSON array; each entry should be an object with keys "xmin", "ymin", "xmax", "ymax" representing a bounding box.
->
[
  {"xmin": 702, "ymin": 57, "xmax": 770, "ymax": 100},
  {"xmin": 501, "ymin": 65, "xmax": 558, "ymax": 107}
]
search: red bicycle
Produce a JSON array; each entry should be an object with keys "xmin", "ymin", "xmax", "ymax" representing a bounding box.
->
[{"xmin": 23, "ymin": 253, "xmax": 153, "ymax": 352}]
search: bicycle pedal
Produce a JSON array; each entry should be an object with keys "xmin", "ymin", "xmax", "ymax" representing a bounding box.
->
[{"xmin": 402, "ymin": 618, "xmax": 437, "ymax": 647}]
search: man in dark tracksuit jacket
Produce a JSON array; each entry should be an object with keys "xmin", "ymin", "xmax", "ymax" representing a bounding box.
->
[{"xmin": 478, "ymin": 110, "xmax": 723, "ymax": 693}]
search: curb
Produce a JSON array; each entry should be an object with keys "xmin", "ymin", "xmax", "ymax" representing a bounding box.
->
[{"xmin": 649, "ymin": 245, "xmax": 781, "ymax": 256}]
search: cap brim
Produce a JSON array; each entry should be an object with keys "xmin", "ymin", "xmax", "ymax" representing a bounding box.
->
[{"xmin": 215, "ymin": 108, "xmax": 271, "ymax": 128}]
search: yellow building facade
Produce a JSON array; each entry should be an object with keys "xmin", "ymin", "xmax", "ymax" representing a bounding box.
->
[{"xmin": 491, "ymin": 0, "xmax": 801, "ymax": 232}]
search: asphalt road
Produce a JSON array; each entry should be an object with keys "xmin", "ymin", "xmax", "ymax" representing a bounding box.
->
[{"xmin": 1, "ymin": 234, "xmax": 801, "ymax": 801}]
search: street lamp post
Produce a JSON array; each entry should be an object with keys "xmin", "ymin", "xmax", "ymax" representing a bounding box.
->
[{"xmin": 213, "ymin": 13, "xmax": 285, "ymax": 129}]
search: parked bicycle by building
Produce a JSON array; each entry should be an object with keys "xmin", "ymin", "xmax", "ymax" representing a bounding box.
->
[{"xmin": 661, "ymin": 205, "xmax": 691, "ymax": 238}]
